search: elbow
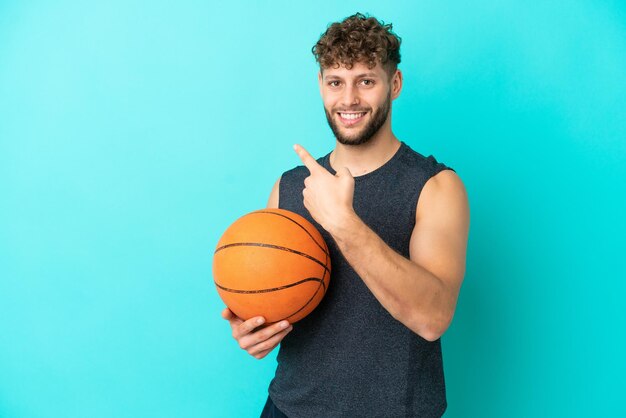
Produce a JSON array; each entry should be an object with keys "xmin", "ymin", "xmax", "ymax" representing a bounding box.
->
[
  {"xmin": 419, "ymin": 325, "xmax": 446, "ymax": 342},
  {"xmin": 389, "ymin": 296, "xmax": 455, "ymax": 342},
  {"xmin": 404, "ymin": 312, "xmax": 453, "ymax": 342}
]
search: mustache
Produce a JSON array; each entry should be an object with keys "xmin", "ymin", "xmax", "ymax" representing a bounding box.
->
[{"xmin": 333, "ymin": 107, "xmax": 370, "ymax": 113}]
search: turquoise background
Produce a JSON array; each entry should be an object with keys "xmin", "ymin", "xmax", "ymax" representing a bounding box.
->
[{"xmin": 1, "ymin": 0, "xmax": 625, "ymax": 417}]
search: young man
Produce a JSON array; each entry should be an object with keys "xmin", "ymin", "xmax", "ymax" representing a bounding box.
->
[{"xmin": 222, "ymin": 13, "xmax": 470, "ymax": 417}]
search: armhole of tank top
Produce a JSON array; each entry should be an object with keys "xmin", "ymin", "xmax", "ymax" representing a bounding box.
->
[
  {"xmin": 410, "ymin": 185, "xmax": 422, "ymax": 227},
  {"xmin": 411, "ymin": 163, "xmax": 456, "ymax": 224}
]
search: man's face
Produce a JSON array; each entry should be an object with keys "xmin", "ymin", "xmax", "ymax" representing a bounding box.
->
[{"xmin": 319, "ymin": 61, "xmax": 400, "ymax": 146}]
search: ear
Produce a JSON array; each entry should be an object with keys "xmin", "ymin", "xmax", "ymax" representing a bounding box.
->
[{"xmin": 391, "ymin": 69, "xmax": 403, "ymax": 100}]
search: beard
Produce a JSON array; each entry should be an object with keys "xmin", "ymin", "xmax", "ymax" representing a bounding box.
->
[{"xmin": 324, "ymin": 90, "xmax": 391, "ymax": 146}]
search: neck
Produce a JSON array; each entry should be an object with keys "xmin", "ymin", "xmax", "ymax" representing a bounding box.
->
[{"xmin": 330, "ymin": 124, "xmax": 401, "ymax": 177}]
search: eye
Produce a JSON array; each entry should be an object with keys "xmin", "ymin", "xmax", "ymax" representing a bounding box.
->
[
  {"xmin": 361, "ymin": 79, "xmax": 375, "ymax": 86},
  {"xmin": 328, "ymin": 80, "xmax": 341, "ymax": 87}
]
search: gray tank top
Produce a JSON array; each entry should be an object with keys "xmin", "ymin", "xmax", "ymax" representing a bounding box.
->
[{"xmin": 269, "ymin": 141, "xmax": 453, "ymax": 417}]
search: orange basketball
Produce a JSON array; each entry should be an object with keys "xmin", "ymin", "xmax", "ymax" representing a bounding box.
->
[{"xmin": 213, "ymin": 208, "xmax": 331, "ymax": 324}]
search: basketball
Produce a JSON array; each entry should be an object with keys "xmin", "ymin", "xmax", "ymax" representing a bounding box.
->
[{"xmin": 213, "ymin": 208, "xmax": 331, "ymax": 324}]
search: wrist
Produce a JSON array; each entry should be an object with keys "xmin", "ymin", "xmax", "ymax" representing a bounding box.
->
[{"xmin": 326, "ymin": 209, "xmax": 361, "ymax": 242}]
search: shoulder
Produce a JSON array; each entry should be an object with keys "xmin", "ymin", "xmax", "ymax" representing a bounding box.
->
[
  {"xmin": 267, "ymin": 177, "xmax": 281, "ymax": 209},
  {"xmin": 281, "ymin": 164, "xmax": 310, "ymax": 180},
  {"xmin": 396, "ymin": 143, "xmax": 454, "ymax": 182},
  {"xmin": 417, "ymin": 169, "xmax": 469, "ymax": 223},
  {"xmin": 278, "ymin": 165, "xmax": 309, "ymax": 197},
  {"xmin": 393, "ymin": 143, "xmax": 468, "ymax": 221},
  {"xmin": 423, "ymin": 170, "xmax": 466, "ymax": 200}
]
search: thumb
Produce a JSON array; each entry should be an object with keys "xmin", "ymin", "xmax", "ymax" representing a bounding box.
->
[
  {"xmin": 336, "ymin": 166, "xmax": 353, "ymax": 179},
  {"xmin": 221, "ymin": 307, "xmax": 235, "ymax": 320}
]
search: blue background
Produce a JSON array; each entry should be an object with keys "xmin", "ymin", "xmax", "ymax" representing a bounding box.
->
[{"xmin": 1, "ymin": 1, "xmax": 625, "ymax": 417}]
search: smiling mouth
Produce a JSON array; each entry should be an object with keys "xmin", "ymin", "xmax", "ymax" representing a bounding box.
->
[{"xmin": 337, "ymin": 111, "xmax": 367, "ymax": 125}]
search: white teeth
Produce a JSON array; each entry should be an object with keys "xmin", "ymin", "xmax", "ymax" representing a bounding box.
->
[{"xmin": 340, "ymin": 112, "xmax": 365, "ymax": 120}]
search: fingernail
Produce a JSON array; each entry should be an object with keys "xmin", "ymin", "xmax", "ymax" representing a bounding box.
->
[
  {"xmin": 280, "ymin": 321, "xmax": 289, "ymax": 329},
  {"xmin": 256, "ymin": 318, "xmax": 265, "ymax": 325}
]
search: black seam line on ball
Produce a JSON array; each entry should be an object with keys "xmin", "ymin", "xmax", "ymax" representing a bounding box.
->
[
  {"xmin": 270, "ymin": 244, "xmax": 330, "ymax": 322},
  {"xmin": 279, "ymin": 280, "xmax": 326, "ymax": 321},
  {"xmin": 252, "ymin": 210, "xmax": 329, "ymax": 256},
  {"xmin": 214, "ymin": 277, "xmax": 325, "ymax": 294},
  {"xmin": 214, "ymin": 242, "xmax": 329, "ymax": 273}
]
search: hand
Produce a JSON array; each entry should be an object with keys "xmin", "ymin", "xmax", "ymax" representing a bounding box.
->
[
  {"xmin": 221, "ymin": 307, "xmax": 293, "ymax": 360},
  {"xmin": 294, "ymin": 144, "xmax": 355, "ymax": 233}
]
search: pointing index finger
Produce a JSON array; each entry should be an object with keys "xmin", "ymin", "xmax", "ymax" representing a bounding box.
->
[{"xmin": 294, "ymin": 144, "xmax": 325, "ymax": 174}]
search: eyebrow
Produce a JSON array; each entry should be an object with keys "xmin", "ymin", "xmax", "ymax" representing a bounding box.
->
[{"xmin": 324, "ymin": 72, "xmax": 380, "ymax": 80}]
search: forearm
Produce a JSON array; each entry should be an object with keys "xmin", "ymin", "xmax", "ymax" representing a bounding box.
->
[
  {"xmin": 328, "ymin": 213, "xmax": 455, "ymax": 341},
  {"xmin": 292, "ymin": 145, "xmax": 465, "ymax": 340}
]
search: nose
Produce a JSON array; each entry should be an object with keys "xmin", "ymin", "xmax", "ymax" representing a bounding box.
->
[{"xmin": 341, "ymin": 84, "xmax": 359, "ymax": 107}]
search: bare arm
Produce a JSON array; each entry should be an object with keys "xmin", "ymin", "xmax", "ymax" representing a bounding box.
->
[
  {"xmin": 295, "ymin": 144, "xmax": 469, "ymax": 341},
  {"xmin": 329, "ymin": 170, "xmax": 469, "ymax": 340},
  {"xmin": 267, "ymin": 177, "xmax": 280, "ymax": 209}
]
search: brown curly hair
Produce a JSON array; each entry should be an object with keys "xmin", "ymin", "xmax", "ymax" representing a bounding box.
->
[{"xmin": 312, "ymin": 13, "xmax": 402, "ymax": 80}]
